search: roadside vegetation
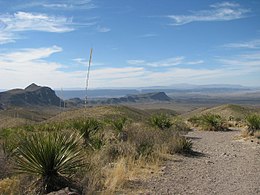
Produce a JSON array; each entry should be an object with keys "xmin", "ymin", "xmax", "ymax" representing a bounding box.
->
[
  {"xmin": 0, "ymin": 106, "xmax": 192, "ymax": 194},
  {"xmin": 188, "ymin": 114, "xmax": 228, "ymax": 131},
  {"xmin": 243, "ymin": 114, "xmax": 260, "ymax": 138}
]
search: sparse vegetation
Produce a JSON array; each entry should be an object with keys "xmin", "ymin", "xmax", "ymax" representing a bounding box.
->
[
  {"xmin": 241, "ymin": 114, "xmax": 260, "ymax": 137},
  {"xmin": 109, "ymin": 117, "xmax": 127, "ymax": 133},
  {"xmin": 188, "ymin": 114, "xmax": 228, "ymax": 131},
  {"xmin": 0, "ymin": 105, "xmax": 193, "ymax": 194},
  {"xmin": 70, "ymin": 118, "xmax": 103, "ymax": 149},
  {"xmin": 149, "ymin": 113, "xmax": 172, "ymax": 130},
  {"xmin": 246, "ymin": 114, "xmax": 260, "ymax": 132}
]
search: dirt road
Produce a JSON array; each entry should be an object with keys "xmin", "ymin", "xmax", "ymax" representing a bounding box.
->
[{"xmin": 142, "ymin": 130, "xmax": 260, "ymax": 195}]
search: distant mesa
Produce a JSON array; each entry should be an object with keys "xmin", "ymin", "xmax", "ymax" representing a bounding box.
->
[
  {"xmin": 67, "ymin": 91, "xmax": 172, "ymax": 106},
  {"xmin": 0, "ymin": 83, "xmax": 62, "ymax": 108}
]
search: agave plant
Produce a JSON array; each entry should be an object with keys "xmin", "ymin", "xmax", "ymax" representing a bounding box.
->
[{"xmin": 12, "ymin": 132, "xmax": 85, "ymax": 194}]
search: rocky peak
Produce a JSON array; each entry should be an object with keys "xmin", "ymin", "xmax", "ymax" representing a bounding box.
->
[{"xmin": 25, "ymin": 83, "xmax": 41, "ymax": 91}]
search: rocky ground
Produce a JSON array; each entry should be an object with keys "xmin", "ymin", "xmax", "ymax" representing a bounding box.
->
[{"xmin": 139, "ymin": 130, "xmax": 260, "ymax": 195}]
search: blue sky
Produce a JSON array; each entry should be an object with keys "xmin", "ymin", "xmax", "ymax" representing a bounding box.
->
[{"xmin": 0, "ymin": 0, "xmax": 260, "ymax": 89}]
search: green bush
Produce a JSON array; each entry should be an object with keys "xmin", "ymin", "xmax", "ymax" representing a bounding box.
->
[
  {"xmin": 188, "ymin": 114, "xmax": 227, "ymax": 131},
  {"xmin": 11, "ymin": 132, "xmax": 85, "ymax": 194},
  {"xmin": 71, "ymin": 118, "xmax": 103, "ymax": 149},
  {"xmin": 109, "ymin": 117, "xmax": 127, "ymax": 133},
  {"xmin": 149, "ymin": 114, "xmax": 172, "ymax": 130},
  {"xmin": 246, "ymin": 114, "xmax": 260, "ymax": 132}
]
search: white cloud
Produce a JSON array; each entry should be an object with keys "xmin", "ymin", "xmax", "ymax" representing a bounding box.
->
[
  {"xmin": 0, "ymin": 46, "xmax": 85, "ymax": 89},
  {"xmin": 223, "ymin": 39, "xmax": 260, "ymax": 49},
  {"xmin": 73, "ymin": 58, "xmax": 105, "ymax": 66},
  {"xmin": 139, "ymin": 33, "xmax": 158, "ymax": 38},
  {"xmin": 127, "ymin": 57, "xmax": 185, "ymax": 67},
  {"xmin": 1, "ymin": 46, "xmax": 259, "ymax": 89},
  {"xmin": 0, "ymin": 12, "xmax": 74, "ymax": 44},
  {"xmin": 186, "ymin": 60, "xmax": 204, "ymax": 65},
  {"xmin": 210, "ymin": 2, "xmax": 240, "ymax": 8},
  {"xmin": 218, "ymin": 53, "xmax": 260, "ymax": 67},
  {"xmin": 97, "ymin": 26, "xmax": 111, "ymax": 33},
  {"xmin": 0, "ymin": 46, "xmax": 62, "ymax": 62},
  {"xmin": 147, "ymin": 57, "xmax": 185, "ymax": 67},
  {"xmin": 13, "ymin": 0, "xmax": 96, "ymax": 10},
  {"xmin": 127, "ymin": 57, "xmax": 205, "ymax": 67},
  {"xmin": 168, "ymin": 2, "xmax": 249, "ymax": 25},
  {"xmin": 127, "ymin": 60, "xmax": 146, "ymax": 65}
]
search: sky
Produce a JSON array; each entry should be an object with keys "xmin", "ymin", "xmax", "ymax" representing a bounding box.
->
[{"xmin": 0, "ymin": 0, "xmax": 260, "ymax": 89}]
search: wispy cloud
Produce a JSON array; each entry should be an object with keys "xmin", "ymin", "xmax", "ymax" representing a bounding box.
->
[
  {"xmin": 42, "ymin": 0, "xmax": 96, "ymax": 10},
  {"xmin": 223, "ymin": 39, "xmax": 260, "ymax": 49},
  {"xmin": 139, "ymin": 33, "xmax": 158, "ymax": 38},
  {"xmin": 127, "ymin": 57, "xmax": 185, "ymax": 67},
  {"xmin": 73, "ymin": 58, "xmax": 105, "ymax": 66},
  {"xmin": 0, "ymin": 11, "xmax": 74, "ymax": 44},
  {"xmin": 186, "ymin": 60, "xmax": 204, "ymax": 65},
  {"xmin": 218, "ymin": 52, "xmax": 260, "ymax": 67},
  {"xmin": 127, "ymin": 57, "xmax": 204, "ymax": 67},
  {"xmin": 167, "ymin": 1, "xmax": 250, "ymax": 25},
  {"xmin": 127, "ymin": 60, "xmax": 146, "ymax": 65},
  {"xmin": 12, "ymin": 0, "xmax": 96, "ymax": 10},
  {"xmin": 96, "ymin": 26, "xmax": 111, "ymax": 33}
]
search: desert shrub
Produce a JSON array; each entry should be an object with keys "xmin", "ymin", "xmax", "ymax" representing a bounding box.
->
[
  {"xmin": 10, "ymin": 132, "xmax": 85, "ymax": 194},
  {"xmin": 71, "ymin": 118, "xmax": 103, "ymax": 149},
  {"xmin": 167, "ymin": 135, "xmax": 193, "ymax": 154},
  {"xmin": 128, "ymin": 128, "xmax": 157, "ymax": 158},
  {"xmin": 101, "ymin": 142, "xmax": 137, "ymax": 163},
  {"xmin": 109, "ymin": 117, "xmax": 127, "ymax": 133},
  {"xmin": 149, "ymin": 114, "xmax": 172, "ymax": 130},
  {"xmin": 187, "ymin": 116, "xmax": 201, "ymax": 127},
  {"xmin": 246, "ymin": 114, "xmax": 260, "ymax": 132},
  {"xmin": 189, "ymin": 114, "xmax": 227, "ymax": 131},
  {"xmin": 171, "ymin": 117, "xmax": 191, "ymax": 132}
]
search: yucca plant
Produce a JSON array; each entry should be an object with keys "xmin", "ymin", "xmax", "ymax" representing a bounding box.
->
[
  {"xmin": 12, "ymin": 132, "xmax": 85, "ymax": 194},
  {"xmin": 71, "ymin": 118, "xmax": 102, "ymax": 148},
  {"xmin": 109, "ymin": 117, "xmax": 128, "ymax": 141},
  {"xmin": 110, "ymin": 117, "xmax": 127, "ymax": 133},
  {"xmin": 246, "ymin": 114, "xmax": 260, "ymax": 132},
  {"xmin": 189, "ymin": 114, "xmax": 227, "ymax": 131},
  {"xmin": 149, "ymin": 114, "xmax": 172, "ymax": 130}
]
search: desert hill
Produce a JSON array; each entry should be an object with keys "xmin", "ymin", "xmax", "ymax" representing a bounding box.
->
[
  {"xmin": 182, "ymin": 104, "xmax": 260, "ymax": 120},
  {"xmin": 0, "ymin": 83, "xmax": 62, "ymax": 108}
]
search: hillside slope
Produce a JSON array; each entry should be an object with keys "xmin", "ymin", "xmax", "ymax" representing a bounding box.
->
[{"xmin": 183, "ymin": 104, "xmax": 260, "ymax": 120}]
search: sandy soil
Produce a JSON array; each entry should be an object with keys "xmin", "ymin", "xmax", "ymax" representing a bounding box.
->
[{"xmin": 141, "ymin": 130, "xmax": 260, "ymax": 195}]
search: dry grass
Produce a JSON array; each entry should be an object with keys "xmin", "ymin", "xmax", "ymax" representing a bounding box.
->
[
  {"xmin": 0, "ymin": 177, "xmax": 20, "ymax": 195},
  {"xmin": 0, "ymin": 105, "xmax": 193, "ymax": 194},
  {"xmin": 104, "ymin": 158, "xmax": 127, "ymax": 194}
]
